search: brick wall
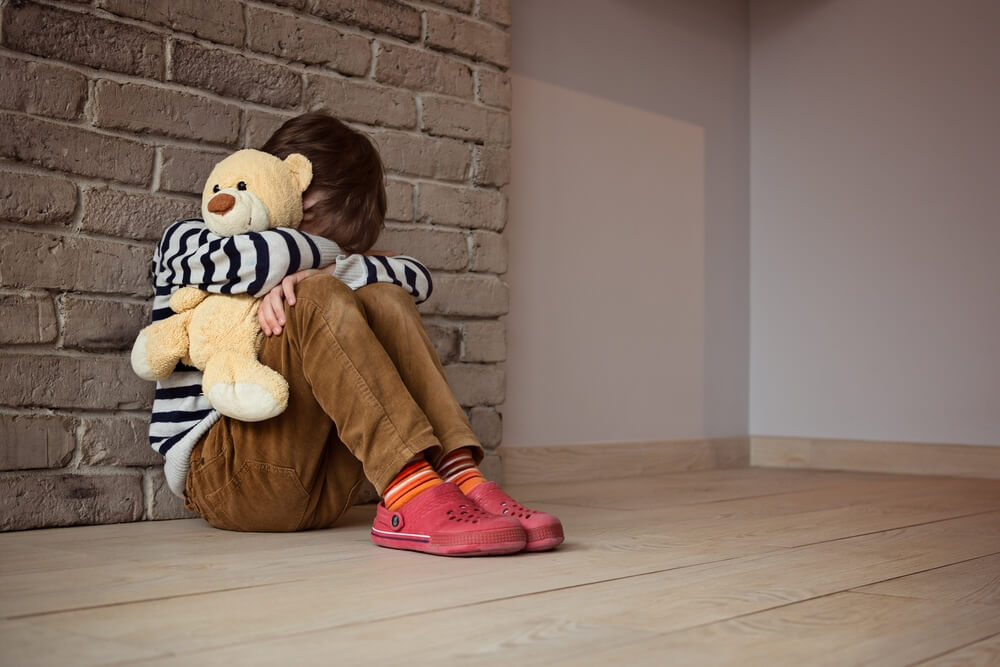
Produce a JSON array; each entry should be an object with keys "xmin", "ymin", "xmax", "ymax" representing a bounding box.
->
[{"xmin": 0, "ymin": 0, "xmax": 511, "ymax": 531}]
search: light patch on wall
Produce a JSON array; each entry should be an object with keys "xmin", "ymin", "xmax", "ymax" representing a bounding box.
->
[{"xmin": 505, "ymin": 75, "xmax": 706, "ymax": 447}]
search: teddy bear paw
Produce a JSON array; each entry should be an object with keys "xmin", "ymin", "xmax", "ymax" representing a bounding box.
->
[
  {"xmin": 207, "ymin": 382, "xmax": 286, "ymax": 422},
  {"xmin": 130, "ymin": 331, "xmax": 158, "ymax": 380}
]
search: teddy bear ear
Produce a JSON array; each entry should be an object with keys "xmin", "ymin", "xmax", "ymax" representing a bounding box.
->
[{"xmin": 283, "ymin": 153, "xmax": 313, "ymax": 193}]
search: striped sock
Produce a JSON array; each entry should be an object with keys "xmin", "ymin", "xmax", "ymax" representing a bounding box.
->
[
  {"xmin": 383, "ymin": 457, "xmax": 443, "ymax": 511},
  {"xmin": 437, "ymin": 448, "xmax": 487, "ymax": 495}
]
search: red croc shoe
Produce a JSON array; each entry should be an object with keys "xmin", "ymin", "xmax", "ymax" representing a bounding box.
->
[
  {"xmin": 370, "ymin": 482, "xmax": 526, "ymax": 557},
  {"xmin": 466, "ymin": 482, "xmax": 564, "ymax": 552}
]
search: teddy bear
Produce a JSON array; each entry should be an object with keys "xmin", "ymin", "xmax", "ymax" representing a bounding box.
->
[{"xmin": 130, "ymin": 149, "xmax": 312, "ymax": 422}]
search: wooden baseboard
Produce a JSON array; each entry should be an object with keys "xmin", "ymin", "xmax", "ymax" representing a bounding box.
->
[
  {"xmin": 751, "ymin": 436, "xmax": 1000, "ymax": 479},
  {"xmin": 502, "ymin": 438, "xmax": 750, "ymax": 485}
]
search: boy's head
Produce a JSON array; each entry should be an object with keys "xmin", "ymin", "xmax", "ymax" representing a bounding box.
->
[{"xmin": 261, "ymin": 111, "xmax": 385, "ymax": 253}]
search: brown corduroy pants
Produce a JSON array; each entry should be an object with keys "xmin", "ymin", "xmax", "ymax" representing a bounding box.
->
[{"xmin": 183, "ymin": 276, "xmax": 483, "ymax": 532}]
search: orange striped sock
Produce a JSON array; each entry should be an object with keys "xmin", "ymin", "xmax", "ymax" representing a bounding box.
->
[
  {"xmin": 437, "ymin": 448, "xmax": 486, "ymax": 495},
  {"xmin": 383, "ymin": 457, "xmax": 443, "ymax": 511}
]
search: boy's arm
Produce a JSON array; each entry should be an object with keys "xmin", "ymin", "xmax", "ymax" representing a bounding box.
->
[
  {"xmin": 329, "ymin": 253, "xmax": 433, "ymax": 304},
  {"xmin": 153, "ymin": 219, "xmax": 342, "ymax": 298},
  {"xmin": 256, "ymin": 253, "xmax": 434, "ymax": 337}
]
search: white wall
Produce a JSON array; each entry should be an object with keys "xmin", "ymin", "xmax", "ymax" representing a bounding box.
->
[
  {"xmin": 750, "ymin": 0, "xmax": 1000, "ymax": 445},
  {"xmin": 506, "ymin": 0, "xmax": 750, "ymax": 446}
]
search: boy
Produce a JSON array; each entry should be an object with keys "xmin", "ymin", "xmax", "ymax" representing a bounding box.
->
[{"xmin": 146, "ymin": 112, "xmax": 563, "ymax": 555}]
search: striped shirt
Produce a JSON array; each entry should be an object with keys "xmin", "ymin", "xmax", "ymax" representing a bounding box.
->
[{"xmin": 147, "ymin": 219, "xmax": 433, "ymax": 497}]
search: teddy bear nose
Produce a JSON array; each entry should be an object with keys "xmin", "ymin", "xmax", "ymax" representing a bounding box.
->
[{"xmin": 207, "ymin": 193, "xmax": 236, "ymax": 215}]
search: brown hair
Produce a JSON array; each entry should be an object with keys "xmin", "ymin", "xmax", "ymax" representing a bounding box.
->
[{"xmin": 261, "ymin": 111, "xmax": 385, "ymax": 253}]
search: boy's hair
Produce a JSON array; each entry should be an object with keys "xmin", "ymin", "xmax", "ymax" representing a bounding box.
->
[{"xmin": 261, "ymin": 111, "xmax": 386, "ymax": 253}]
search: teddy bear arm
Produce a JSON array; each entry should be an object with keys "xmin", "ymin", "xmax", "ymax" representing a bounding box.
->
[
  {"xmin": 170, "ymin": 287, "xmax": 210, "ymax": 313},
  {"xmin": 131, "ymin": 312, "xmax": 195, "ymax": 380}
]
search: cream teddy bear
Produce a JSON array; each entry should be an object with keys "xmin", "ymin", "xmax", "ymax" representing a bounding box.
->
[{"xmin": 131, "ymin": 149, "xmax": 312, "ymax": 421}]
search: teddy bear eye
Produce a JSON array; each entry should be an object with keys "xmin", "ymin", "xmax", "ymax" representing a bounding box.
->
[
  {"xmin": 212, "ymin": 184, "xmax": 220, "ymax": 193},
  {"xmin": 237, "ymin": 181, "xmax": 247, "ymax": 191}
]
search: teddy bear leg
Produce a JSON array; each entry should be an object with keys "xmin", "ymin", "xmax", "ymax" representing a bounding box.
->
[
  {"xmin": 203, "ymin": 350, "xmax": 289, "ymax": 422},
  {"xmin": 131, "ymin": 313, "xmax": 194, "ymax": 380}
]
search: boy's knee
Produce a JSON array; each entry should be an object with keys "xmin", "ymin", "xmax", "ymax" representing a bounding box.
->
[
  {"xmin": 357, "ymin": 282, "xmax": 417, "ymax": 316},
  {"xmin": 297, "ymin": 273, "xmax": 356, "ymax": 306}
]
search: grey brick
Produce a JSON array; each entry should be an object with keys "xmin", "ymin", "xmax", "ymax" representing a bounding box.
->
[
  {"xmin": 421, "ymin": 95, "xmax": 510, "ymax": 144},
  {"xmin": 1, "ymin": 229, "xmax": 152, "ymax": 296},
  {"xmin": 477, "ymin": 0, "xmax": 511, "ymax": 26},
  {"xmin": 79, "ymin": 414, "xmax": 160, "ymax": 467},
  {"xmin": 96, "ymin": 0, "xmax": 246, "ymax": 48},
  {"xmin": 469, "ymin": 406, "xmax": 501, "ymax": 448},
  {"xmin": 425, "ymin": 322, "xmax": 461, "ymax": 364},
  {"xmin": 0, "ymin": 170, "xmax": 77, "ymax": 226},
  {"xmin": 0, "ymin": 112, "xmax": 154, "ymax": 185},
  {"xmin": 2, "ymin": 1, "xmax": 164, "ymax": 79},
  {"xmin": 62, "ymin": 296, "xmax": 151, "ymax": 351},
  {"xmin": 305, "ymin": 75, "xmax": 416, "ymax": 129},
  {"xmin": 426, "ymin": 9, "xmax": 510, "ymax": 68},
  {"xmin": 244, "ymin": 109, "xmax": 294, "ymax": 149},
  {"xmin": 377, "ymin": 225, "xmax": 468, "ymax": 271},
  {"xmin": 148, "ymin": 468, "xmax": 197, "ymax": 519},
  {"xmin": 310, "ymin": 0, "xmax": 421, "ymax": 42},
  {"xmin": 479, "ymin": 450, "xmax": 502, "ymax": 483},
  {"xmin": 0, "ymin": 414, "xmax": 77, "ymax": 471},
  {"xmin": 247, "ymin": 6, "xmax": 371, "ymax": 76},
  {"xmin": 370, "ymin": 129, "xmax": 471, "ymax": 181},
  {"xmin": 430, "ymin": 0, "xmax": 474, "ymax": 12},
  {"xmin": 0, "ymin": 294, "xmax": 58, "ymax": 344},
  {"xmin": 159, "ymin": 145, "xmax": 229, "ymax": 195},
  {"xmin": 0, "ymin": 472, "xmax": 144, "ymax": 530},
  {"xmin": 476, "ymin": 69, "xmax": 510, "ymax": 109},
  {"xmin": 419, "ymin": 273, "xmax": 508, "ymax": 317},
  {"xmin": 444, "ymin": 363, "xmax": 504, "ymax": 406},
  {"xmin": 385, "ymin": 178, "xmax": 414, "ymax": 222},
  {"xmin": 0, "ymin": 53, "xmax": 87, "ymax": 120},
  {"xmin": 82, "ymin": 187, "xmax": 198, "ymax": 242},
  {"xmin": 462, "ymin": 319, "xmax": 506, "ymax": 362},
  {"xmin": 0, "ymin": 353, "xmax": 153, "ymax": 410},
  {"xmin": 375, "ymin": 42, "xmax": 473, "ymax": 98},
  {"xmin": 418, "ymin": 182, "xmax": 506, "ymax": 230},
  {"xmin": 171, "ymin": 40, "xmax": 302, "ymax": 109},
  {"xmin": 92, "ymin": 80, "xmax": 241, "ymax": 146},
  {"xmin": 473, "ymin": 145, "xmax": 510, "ymax": 187},
  {"xmin": 469, "ymin": 230, "xmax": 506, "ymax": 273}
]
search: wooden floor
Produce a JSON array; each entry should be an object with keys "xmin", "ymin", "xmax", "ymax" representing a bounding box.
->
[{"xmin": 2, "ymin": 468, "xmax": 1000, "ymax": 666}]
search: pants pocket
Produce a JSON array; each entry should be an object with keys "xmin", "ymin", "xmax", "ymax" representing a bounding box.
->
[{"xmin": 205, "ymin": 460, "xmax": 310, "ymax": 532}]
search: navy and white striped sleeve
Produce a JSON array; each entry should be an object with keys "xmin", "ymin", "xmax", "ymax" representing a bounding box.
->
[
  {"xmin": 153, "ymin": 219, "xmax": 342, "ymax": 298},
  {"xmin": 331, "ymin": 254, "xmax": 433, "ymax": 304}
]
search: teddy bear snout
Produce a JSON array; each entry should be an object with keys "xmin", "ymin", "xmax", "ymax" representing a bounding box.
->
[{"xmin": 207, "ymin": 193, "xmax": 236, "ymax": 215}]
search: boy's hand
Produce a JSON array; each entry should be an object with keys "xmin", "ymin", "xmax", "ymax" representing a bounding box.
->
[{"xmin": 258, "ymin": 268, "xmax": 323, "ymax": 336}]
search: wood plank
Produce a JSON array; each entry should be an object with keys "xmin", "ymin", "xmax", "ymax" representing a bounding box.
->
[
  {"xmin": 920, "ymin": 633, "xmax": 1000, "ymax": 666},
  {"xmin": 855, "ymin": 553, "xmax": 1000, "ymax": 606},
  {"xmin": 13, "ymin": 510, "xmax": 1000, "ymax": 661},
  {"xmin": 0, "ymin": 619, "xmax": 161, "ymax": 666},
  {"xmin": 605, "ymin": 592, "xmax": 1000, "ymax": 666},
  {"xmin": 3, "ymin": 473, "xmax": 997, "ymax": 618},
  {"xmin": 441, "ymin": 511, "xmax": 1000, "ymax": 635},
  {"xmin": 129, "ymin": 611, "xmax": 656, "ymax": 667},
  {"xmin": 511, "ymin": 467, "xmax": 900, "ymax": 510},
  {"xmin": 752, "ymin": 436, "xmax": 1000, "ymax": 479},
  {"xmin": 503, "ymin": 437, "xmax": 749, "ymax": 484},
  {"xmin": 2, "ymin": 470, "xmax": 999, "ymax": 665}
]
